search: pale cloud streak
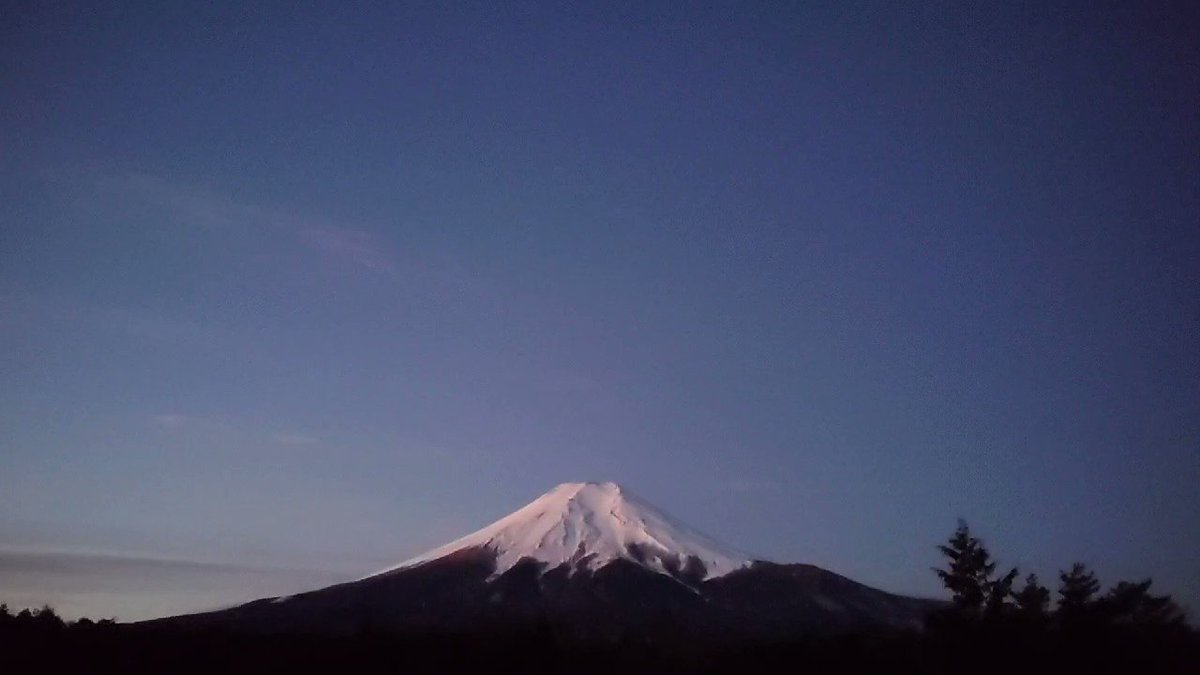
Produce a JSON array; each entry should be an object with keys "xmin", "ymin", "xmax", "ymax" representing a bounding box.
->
[
  {"xmin": 0, "ymin": 548, "xmax": 349, "ymax": 621},
  {"xmin": 76, "ymin": 167, "xmax": 400, "ymax": 275},
  {"xmin": 270, "ymin": 433, "xmax": 320, "ymax": 446},
  {"xmin": 1, "ymin": 288, "xmax": 241, "ymax": 345},
  {"xmin": 151, "ymin": 413, "xmax": 193, "ymax": 429},
  {"xmin": 299, "ymin": 224, "xmax": 397, "ymax": 274},
  {"xmin": 96, "ymin": 170, "xmax": 243, "ymax": 228},
  {"xmin": 151, "ymin": 413, "xmax": 321, "ymax": 448},
  {"xmin": 720, "ymin": 478, "xmax": 785, "ymax": 495}
]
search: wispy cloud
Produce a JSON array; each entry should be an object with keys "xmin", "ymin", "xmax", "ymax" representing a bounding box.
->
[
  {"xmin": 98, "ymin": 170, "xmax": 243, "ymax": 228},
  {"xmin": 720, "ymin": 478, "xmax": 785, "ymax": 495},
  {"xmin": 0, "ymin": 547, "xmax": 294, "ymax": 577},
  {"xmin": 0, "ymin": 548, "xmax": 350, "ymax": 621},
  {"xmin": 269, "ymin": 432, "xmax": 320, "ymax": 446},
  {"xmin": 149, "ymin": 413, "xmax": 235, "ymax": 435},
  {"xmin": 299, "ymin": 225, "xmax": 397, "ymax": 274},
  {"xmin": 76, "ymin": 167, "xmax": 400, "ymax": 275},
  {"xmin": 1, "ymin": 289, "xmax": 242, "ymax": 345},
  {"xmin": 151, "ymin": 413, "xmax": 193, "ymax": 429},
  {"xmin": 151, "ymin": 414, "xmax": 323, "ymax": 448}
]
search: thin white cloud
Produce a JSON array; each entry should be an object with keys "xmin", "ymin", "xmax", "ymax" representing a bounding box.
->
[
  {"xmin": 270, "ymin": 433, "xmax": 320, "ymax": 446},
  {"xmin": 1, "ymin": 289, "xmax": 239, "ymax": 345},
  {"xmin": 151, "ymin": 413, "xmax": 193, "ymax": 429},
  {"xmin": 100, "ymin": 170, "xmax": 242, "ymax": 228},
  {"xmin": 151, "ymin": 415, "xmax": 322, "ymax": 447},
  {"xmin": 0, "ymin": 548, "xmax": 349, "ymax": 622},
  {"xmin": 298, "ymin": 224, "xmax": 397, "ymax": 274},
  {"xmin": 77, "ymin": 166, "xmax": 399, "ymax": 275},
  {"xmin": 721, "ymin": 478, "xmax": 784, "ymax": 495}
]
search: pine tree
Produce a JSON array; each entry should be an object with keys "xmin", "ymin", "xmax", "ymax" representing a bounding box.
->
[
  {"xmin": 1057, "ymin": 562, "xmax": 1101, "ymax": 627},
  {"xmin": 1013, "ymin": 573, "xmax": 1051, "ymax": 617},
  {"xmin": 1103, "ymin": 579, "xmax": 1185, "ymax": 626},
  {"xmin": 985, "ymin": 566, "xmax": 1019, "ymax": 618},
  {"xmin": 934, "ymin": 520, "xmax": 997, "ymax": 616}
]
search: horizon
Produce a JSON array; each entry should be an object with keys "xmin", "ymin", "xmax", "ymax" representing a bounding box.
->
[
  {"xmin": 1, "ymin": 476, "xmax": 1194, "ymax": 622},
  {"xmin": 2, "ymin": 2, "xmax": 1198, "ymax": 623}
]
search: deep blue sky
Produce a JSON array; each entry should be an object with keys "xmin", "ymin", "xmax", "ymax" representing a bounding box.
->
[{"xmin": 1, "ymin": 2, "xmax": 1197, "ymax": 620}]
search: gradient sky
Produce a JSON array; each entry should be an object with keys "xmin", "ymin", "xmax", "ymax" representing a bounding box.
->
[{"xmin": 1, "ymin": 2, "xmax": 1197, "ymax": 621}]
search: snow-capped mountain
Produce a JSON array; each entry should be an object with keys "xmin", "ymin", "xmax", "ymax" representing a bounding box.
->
[
  {"xmin": 369, "ymin": 481, "xmax": 751, "ymax": 581},
  {"xmin": 151, "ymin": 482, "xmax": 937, "ymax": 637}
]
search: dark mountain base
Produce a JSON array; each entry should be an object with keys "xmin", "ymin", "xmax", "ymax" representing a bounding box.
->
[
  {"xmin": 147, "ymin": 549, "xmax": 939, "ymax": 639},
  {"xmin": 21, "ymin": 534, "xmax": 1193, "ymax": 673},
  {"xmin": 3, "ymin": 618, "xmax": 1198, "ymax": 675}
]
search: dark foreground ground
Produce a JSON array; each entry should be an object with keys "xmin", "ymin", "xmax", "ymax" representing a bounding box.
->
[{"xmin": 2, "ymin": 615, "xmax": 1197, "ymax": 675}]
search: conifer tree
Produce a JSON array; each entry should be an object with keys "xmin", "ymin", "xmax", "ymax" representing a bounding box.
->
[
  {"xmin": 934, "ymin": 520, "xmax": 997, "ymax": 615},
  {"xmin": 1013, "ymin": 573, "xmax": 1051, "ymax": 617},
  {"xmin": 1103, "ymin": 579, "xmax": 1185, "ymax": 626},
  {"xmin": 1057, "ymin": 562, "xmax": 1101, "ymax": 627},
  {"xmin": 985, "ymin": 566, "xmax": 1019, "ymax": 618}
]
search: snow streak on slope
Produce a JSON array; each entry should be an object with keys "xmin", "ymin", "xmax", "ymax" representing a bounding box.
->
[{"xmin": 368, "ymin": 482, "xmax": 753, "ymax": 581}]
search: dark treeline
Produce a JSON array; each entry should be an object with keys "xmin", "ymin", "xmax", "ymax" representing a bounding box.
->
[
  {"xmin": 921, "ymin": 521, "xmax": 1195, "ymax": 674},
  {"xmin": 2, "ymin": 521, "xmax": 1196, "ymax": 674}
]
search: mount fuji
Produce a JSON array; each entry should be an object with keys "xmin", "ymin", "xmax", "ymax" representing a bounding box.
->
[
  {"xmin": 152, "ymin": 482, "xmax": 937, "ymax": 637},
  {"xmin": 371, "ymin": 481, "xmax": 751, "ymax": 581}
]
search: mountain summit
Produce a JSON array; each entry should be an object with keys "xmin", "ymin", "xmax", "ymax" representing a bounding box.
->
[
  {"xmin": 370, "ymin": 481, "xmax": 751, "ymax": 581},
  {"xmin": 152, "ymin": 482, "xmax": 937, "ymax": 637}
]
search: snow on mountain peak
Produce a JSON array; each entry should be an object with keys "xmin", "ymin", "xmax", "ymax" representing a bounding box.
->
[{"xmin": 368, "ymin": 482, "xmax": 753, "ymax": 581}]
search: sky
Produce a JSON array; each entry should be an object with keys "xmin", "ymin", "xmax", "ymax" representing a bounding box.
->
[{"xmin": 1, "ymin": 2, "xmax": 1197, "ymax": 621}]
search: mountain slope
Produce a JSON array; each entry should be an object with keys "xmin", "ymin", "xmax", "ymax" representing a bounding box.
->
[
  {"xmin": 149, "ymin": 482, "xmax": 937, "ymax": 637},
  {"xmin": 370, "ymin": 481, "xmax": 751, "ymax": 581}
]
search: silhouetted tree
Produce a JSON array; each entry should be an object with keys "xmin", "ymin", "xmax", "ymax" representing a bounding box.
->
[
  {"xmin": 1013, "ymin": 573, "xmax": 1051, "ymax": 618},
  {"xmin": 934, "ymin": 519, "xmax": 1020, "ymax": 624},
  {"xmin": 984, "ymin": 566, "xmax": 1019, "ymax": 619},
  {"xmin": 1058, "ymin": 564, "xmax": 1099, "ymax": 609},
  {"xmin": 934, "ymin": 520, "xmax": 996, "ymax": 616},
  {"xmin": 1103, "ymin": 579, "xmax": 1185, "ymax": 627},
  {"xmin": 32, "ymin": 605, "xmax": 65, "ymax": 631},
  {"xmin": 1057, "ymin": 562, "xmax": 1101, "ymax": 629}
]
